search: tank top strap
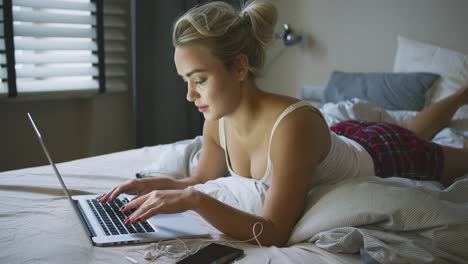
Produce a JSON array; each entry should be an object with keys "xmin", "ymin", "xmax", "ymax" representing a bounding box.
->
[
  {"xmin": 219, "ymin": 118, "xmax": 226, "ymax": 150},
  {"xmin": 261, "ymin": 101, "xmax": 322, "ymax": 184},
  {"xmin": 267, "ymin": 101, "xmax": 321, "ymax": 158}
]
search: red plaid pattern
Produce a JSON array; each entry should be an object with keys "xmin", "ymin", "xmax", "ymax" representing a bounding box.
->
[{"xmin": 331, "ymin": 120, "xmax": 444, "ymax": 181}]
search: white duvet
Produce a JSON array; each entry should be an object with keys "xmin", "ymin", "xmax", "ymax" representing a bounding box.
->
[{"xmin": 140, "ymin": 99, "xmax": 468, "ymax": 264}]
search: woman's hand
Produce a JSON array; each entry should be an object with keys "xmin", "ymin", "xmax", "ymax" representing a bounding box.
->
[
  {"xmin": 97, "ymin": 177, "xmax": 175, "ymax": 203},
  {"xmin": 121, "ymin": 189, "xmax": 199, "ymax": 224}
]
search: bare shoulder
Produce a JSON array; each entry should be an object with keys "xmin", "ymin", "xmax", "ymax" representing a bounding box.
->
[
  {"xmin": 202, "ymin": 119, "xmax": 221, "ymax": 147},
  {"xmin": 193, "ymin": 119, "xmax": 228, "ymax": 182},
  {"xmin": 264, "ymin": 93, "xmax": 329, "ymax": 151},
  {"xmin": 275, "ymin": 106, "xmax": 328, "ymax": 137},
  {"xmin": 270, "ymin": 106, "xmax": 330, "ymax": 161}
]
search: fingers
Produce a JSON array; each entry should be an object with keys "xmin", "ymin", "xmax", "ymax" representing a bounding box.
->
[
  {"xmin": 132, "ymin": 206, "xmax": 163, "ymax": 224},
  {"xmin": 121, "ymin": 193, "xmax": 149, "ymax": 212},
  {"xmin": 98, "ymin": 180, "xmax": 134, "ymax": 203},
  {"xmin": 96, "ymin": 187, "xmax": 117, "ymax": 203},
  {"xmin": 122, "ymin": 192, "xmax": 164, "ymax": 224},
  {"xmin": 119, "ymin": 189, "xmax": 192, "ymax": 224},
  {"xmin": 108, "ymin": 185, "xmax": 128, "ymax": 202}
]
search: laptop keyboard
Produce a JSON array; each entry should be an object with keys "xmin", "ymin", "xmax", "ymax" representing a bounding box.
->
[{"xmin": 87, "ymin": 198, "xmax": 155, "ymax": 236}]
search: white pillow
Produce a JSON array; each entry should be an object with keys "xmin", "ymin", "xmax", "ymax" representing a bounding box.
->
[{"xmin": 393, "ymin": 36, "xmax": 468, "ymax": 118}]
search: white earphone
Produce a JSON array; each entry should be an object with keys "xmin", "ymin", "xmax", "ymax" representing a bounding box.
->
[
  {"xmin": 143, "ymin": 251, "xmax": 154, "ymax": 260},
  {"xmin": 126, "ymin": 222, "xmax": 269, "ymax": 263}
]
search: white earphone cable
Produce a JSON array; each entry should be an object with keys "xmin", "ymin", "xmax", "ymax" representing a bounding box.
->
[{"xmin": 125, "ymin": 221, "xmax": 270, "ymax": 263}]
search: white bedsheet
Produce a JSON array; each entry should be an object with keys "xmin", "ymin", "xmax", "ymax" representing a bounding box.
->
[
  {"xmin": 0, "ymin": 143, "xmax": 359, "ymax": 264},
  {"xmin": 294, "ymin": 176, "xmax": 468, "ymax": 263},
  {"xmin": 2, "ymin": 99, "xmax": 467, "ymax": 264},
  {"xmin": 192, "ymin": 174, "xmax": 468, "ymax": 263}
]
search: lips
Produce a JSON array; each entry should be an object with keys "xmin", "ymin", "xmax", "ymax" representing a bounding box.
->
[{"xmin": 197, "ymin": 105, "xmax": 208, "ymax": 113}]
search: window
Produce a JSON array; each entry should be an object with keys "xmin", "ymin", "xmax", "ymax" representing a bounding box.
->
[
  {"xmin": 0, "ymin": 0, "xmax": 130, "ymax": 98},
  {"xmin": 0, "ymin": 1, "xmax": 10, "ymax": 95},
  {"xmin": 103, "ymin": 0, "xmax": 129, "ymax": 93}
]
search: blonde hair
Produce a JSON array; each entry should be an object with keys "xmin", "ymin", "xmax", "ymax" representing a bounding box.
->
[{"xmin": 172, "ymin": 1, "xmax": 278, "ymax": 79}]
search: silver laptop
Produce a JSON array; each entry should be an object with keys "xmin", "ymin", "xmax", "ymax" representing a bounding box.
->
[{"xmin": 27, "ymin": 113, "xmax": 209, "ymax": 246}]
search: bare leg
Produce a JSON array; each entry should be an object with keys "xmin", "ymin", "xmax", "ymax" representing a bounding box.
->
[
  {"xmin": 407, "ymin": 86, "xmax": 468, "ymax": 140},
  {"xmin": 439, "ymin": 146, "xmax": 468, "ymax": 187}
]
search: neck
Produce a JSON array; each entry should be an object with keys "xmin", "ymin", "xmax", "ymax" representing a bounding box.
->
[{"xmin": 224, "ymin": 80, "xmax": 267, "ymax": 137}]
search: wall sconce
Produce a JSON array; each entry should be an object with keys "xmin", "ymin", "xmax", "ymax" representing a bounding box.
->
[
  {"xmin": 275, "ymin": 24, "xmax": 303, "ymax": 46},
  {"xmin": 264, "ymin": 24, "xmax": 303, "ymax": 71}
]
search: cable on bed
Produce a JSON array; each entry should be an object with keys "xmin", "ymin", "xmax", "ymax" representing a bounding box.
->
[{"xmin": 124, "ymin": 222, "xmax": 270, "ymax": 263}]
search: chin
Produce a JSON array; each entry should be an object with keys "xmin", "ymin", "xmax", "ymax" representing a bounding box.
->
[{"xmin": 202, "ymin": 112, "xmax": 222, "ymax": 121}]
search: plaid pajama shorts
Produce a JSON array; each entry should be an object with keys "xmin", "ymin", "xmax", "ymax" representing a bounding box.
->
[{"xmin": 330, "ymin": 120, "xmax": 444, "ymax": 181}]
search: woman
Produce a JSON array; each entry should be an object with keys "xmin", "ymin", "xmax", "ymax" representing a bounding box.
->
[{"xmin": 98, "ymin": 1, "xmax": 468, "ymax": 246}]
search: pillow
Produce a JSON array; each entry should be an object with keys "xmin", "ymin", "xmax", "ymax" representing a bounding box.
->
[
  {"xmin": 302, "ymin": 85, "xmax": 324, "ymax": 108},
  {"xmin": 322, "ymin": 71, "xmax": 440, "ymax": 111},
  {"xmin": 394, "ymin": 36, "xmax": 468, "ymax": 118}
]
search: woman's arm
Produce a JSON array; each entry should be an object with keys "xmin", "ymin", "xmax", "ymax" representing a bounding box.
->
[
  {"xmin": 169, "ymin": 119, "xmax": 229, "ymax": 189},
  {"xmin": 194, "ymin": 109, "xmax": 330, "ymax": 246},
  {"xmin": 123, "ymin": 109, "xmax": 329, "ymax": 247}
]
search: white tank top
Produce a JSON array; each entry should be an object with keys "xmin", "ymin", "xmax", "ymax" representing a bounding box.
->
[{"xmin": 219, "ymin": 101, "xmax": 375, "ymax": 187}]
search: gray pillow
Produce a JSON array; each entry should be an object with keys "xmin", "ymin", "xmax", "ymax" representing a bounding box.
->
[{"xmin": 323, "ymin": 71, "xmax": 440, "ymax": 111}]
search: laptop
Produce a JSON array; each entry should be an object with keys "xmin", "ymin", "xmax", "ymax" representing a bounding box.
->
[{"xmin": 27, "ymin": 113, "xmax": 209, "ymax": 246}]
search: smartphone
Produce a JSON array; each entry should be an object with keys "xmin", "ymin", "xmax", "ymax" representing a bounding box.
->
[{"xmin": 176, "ymin": 243, "xmax": 244, "ymax": 264}]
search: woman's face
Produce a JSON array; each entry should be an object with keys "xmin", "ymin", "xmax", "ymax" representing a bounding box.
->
[{"xmin": 174, "ymin": 44, "xmax": 243, "ymax": 121}]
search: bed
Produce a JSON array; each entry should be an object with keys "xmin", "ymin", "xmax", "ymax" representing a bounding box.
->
[
  {"xmin": 0, "ymin": 142, "xmax": 363, "ymax": 264},
  {"xmin": 2, "ymin": 37, "xmax": 468, "ymax": 264}
]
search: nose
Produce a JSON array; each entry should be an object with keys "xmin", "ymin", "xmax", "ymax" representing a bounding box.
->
[{"xmin": 186, "ymin": 82, "xmax": 199, "ymax": 102}]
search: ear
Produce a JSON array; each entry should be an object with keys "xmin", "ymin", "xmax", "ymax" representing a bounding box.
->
[{"xmin": 234, "ymin": 54, "xmax": 250, "ymax": 81}]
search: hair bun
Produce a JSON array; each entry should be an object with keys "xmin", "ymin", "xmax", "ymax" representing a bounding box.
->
[{"xmin": 240, "ymin": 1, "xmax": 278, "ymax": 47}]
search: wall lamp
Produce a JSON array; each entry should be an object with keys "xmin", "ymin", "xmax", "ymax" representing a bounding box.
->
[{"xmin": 275, "ymin": 24, "xmax": 303, "ymax": 46}]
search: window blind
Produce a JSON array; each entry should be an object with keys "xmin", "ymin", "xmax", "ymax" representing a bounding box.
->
[
  {"xmin": 12, "ymin": 0, "xmax": 100, "ymax": 94},
  {"xmin": 103, "ymin": 0, "xmax": 129, "ymax": 92},
  {"xmin": 0, "ymin": 0, "xmax": 130, "ymax": 97},
  {"xmin": 0, "ymin": 0, "xmax": 7, "ymax": 95}
]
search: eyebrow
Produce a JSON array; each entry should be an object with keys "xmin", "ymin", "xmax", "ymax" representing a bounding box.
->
[{"xmin": 184, "ymin": 69, "xmax": 208, "ymax": 78}]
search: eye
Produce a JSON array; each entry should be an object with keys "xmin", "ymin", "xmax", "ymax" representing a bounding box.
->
[{"xmin": 195, "ymin": 78, "xmax": 206, "ymax": 85}]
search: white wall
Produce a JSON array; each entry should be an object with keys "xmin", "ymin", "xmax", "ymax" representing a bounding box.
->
[{"xmin": 258, "ymin": 0, "xmax": 468, "ymax": 98}]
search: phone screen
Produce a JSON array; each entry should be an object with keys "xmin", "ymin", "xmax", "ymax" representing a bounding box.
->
[{"xmin": 176, "ymin": 243, "xmax": 244, "ymax": 264}]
